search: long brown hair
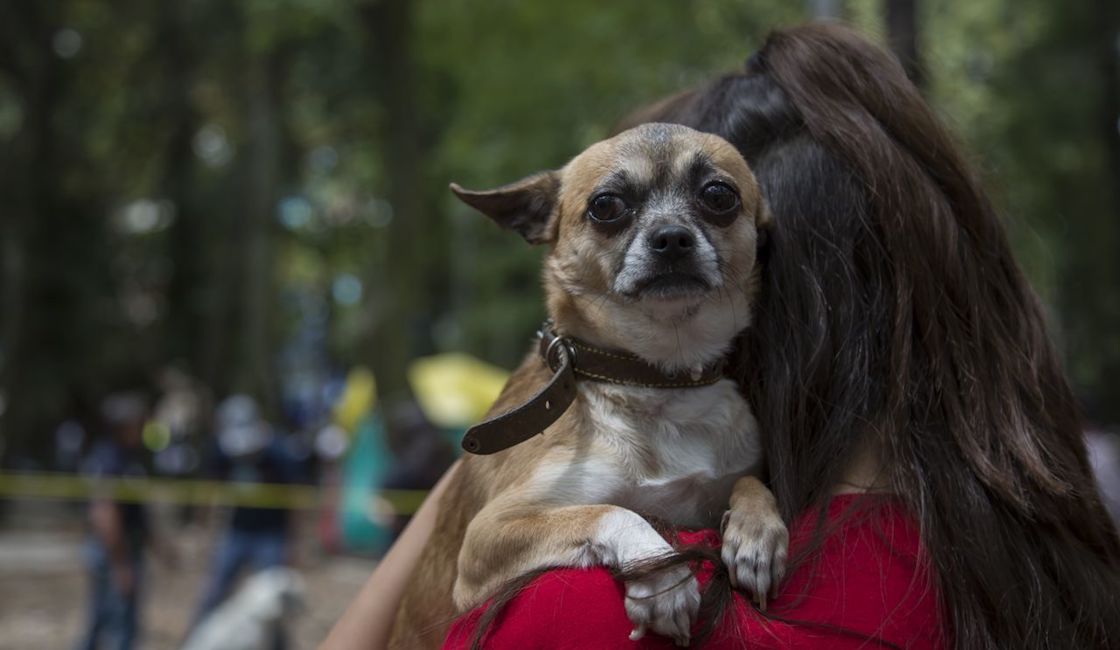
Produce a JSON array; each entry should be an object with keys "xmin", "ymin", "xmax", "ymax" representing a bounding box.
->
[{"xmin": 630, "ymin": 23, "xmax": 1120, "ymax": 649}]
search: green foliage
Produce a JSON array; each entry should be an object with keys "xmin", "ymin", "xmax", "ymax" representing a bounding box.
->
[{"xmin": 925, "ymin": 0, "xmax": 1120, "ymax": 411}]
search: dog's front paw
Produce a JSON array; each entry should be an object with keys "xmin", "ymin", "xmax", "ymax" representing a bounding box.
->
[
  {"xmin": 624, "ymin": 564, "xmax": 701, "ymax": 647},
  {"xmin": 720, "ymin": 506, "xmax": 788, "ymax": 609}
]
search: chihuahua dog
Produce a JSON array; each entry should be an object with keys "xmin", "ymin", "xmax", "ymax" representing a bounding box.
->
[{"xmin": 390, "ymin": 123, "xmax": 786, "ymax": 648}]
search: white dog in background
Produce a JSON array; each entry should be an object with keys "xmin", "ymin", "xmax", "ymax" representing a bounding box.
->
[{"xmin": 181, "ymin": 567, "xmax": 305, "ymax": 650}]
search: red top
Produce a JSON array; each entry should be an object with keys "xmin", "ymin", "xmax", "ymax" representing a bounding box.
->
[{"xmin": 443, "ymin": 494, "xmax": 947, "ymax": 649}]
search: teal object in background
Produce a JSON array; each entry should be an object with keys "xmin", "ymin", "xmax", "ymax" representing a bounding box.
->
[
  {"xmin": 339, "ymin": 412, "xmax": 394, "ymax": 552},
  {"xmin": 445, "ymin": 426, "xmax": 467, "ymax": 457}
]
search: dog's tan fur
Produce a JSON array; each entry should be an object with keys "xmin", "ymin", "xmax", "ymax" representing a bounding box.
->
[{"xmin": 391, "ymin": 124, "xmax": 785, "ymax": 648}]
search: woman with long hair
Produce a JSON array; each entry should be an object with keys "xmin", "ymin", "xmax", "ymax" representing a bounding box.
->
[
  {"xmin": 639, "ymin": 23, "xmax": 1120, "ymax": 648},
  {"xmin": 323, "ymin": 23, "xmax": 1120, "ymax": 650}
]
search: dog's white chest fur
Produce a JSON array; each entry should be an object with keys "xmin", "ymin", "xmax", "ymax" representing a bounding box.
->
[{"xmin": 580, "ymin": 379, "xmax": 761, "ymax": 529}]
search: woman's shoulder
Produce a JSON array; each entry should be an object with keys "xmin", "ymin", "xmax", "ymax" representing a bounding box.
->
[
  {"xmin": 443, "ymin": 565, "xmax": 633, "ymax": 649},
  {"xmin": 444, "ymin": 495, "xmax": 946, "ymax": 649},
  {"xmin": 775, "ymin": 494, "xmax": 946, "ymax": 647},
  {"xmin": 797, "ymin": 493, "xmax": 926, "ymax": 561}
]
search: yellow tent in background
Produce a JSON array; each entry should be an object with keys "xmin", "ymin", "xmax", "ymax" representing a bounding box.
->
[{"xmin": 408, "ymin": 353, "xmax": 509, "ymax": 429}]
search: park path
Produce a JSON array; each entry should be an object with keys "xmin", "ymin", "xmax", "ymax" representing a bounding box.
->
[{"xmin": 0, "ymin": 502, "xmax": 375, "ymax": 650}]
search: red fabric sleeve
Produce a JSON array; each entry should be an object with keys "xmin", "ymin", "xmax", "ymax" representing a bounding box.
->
[{"xmin": 442, "ymin": 495, "xmax": 947, "ymax": 649}]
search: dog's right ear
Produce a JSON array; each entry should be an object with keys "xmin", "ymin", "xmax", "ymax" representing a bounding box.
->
[{"xmin": 450, "ymin": 171, "xmax": 560, "ymax": 245}]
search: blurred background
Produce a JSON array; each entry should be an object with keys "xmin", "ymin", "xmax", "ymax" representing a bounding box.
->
[{"xmin": 0, "ymin": 0, "xmax": 1117, "ymax": 648}]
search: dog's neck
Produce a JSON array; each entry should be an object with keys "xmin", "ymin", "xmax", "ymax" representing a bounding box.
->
[{"xmin": 547, "ymin": 286, "xmax": 747, "ymax": 374}]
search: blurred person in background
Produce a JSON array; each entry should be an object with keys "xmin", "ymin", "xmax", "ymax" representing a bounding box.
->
[
  {"xmin": 380, "ymin": 401, "xmax": 455, "ymax": 539},
  {"xmin": 189, "ymin": 394, "xmax": 303, "ymax": 650},
  {"xmin": 151, "ymin": 366, "xmax": 211, "ymax": 525},
  {"xmin": 77, "ymin": 392, "xmax": 174, "ymax": 650},
  {"xmin": 54, "ymin": 417, "xmax": 88, "ymax": 473},
  {"xmin": 1087, "ymin": 427, "xmax": 1120, "ymax": 525},
  {"xmin": 1081, "ymin": 396, "xmax": 1120, "ymax": 525},
  {"xmin": 151, "ymin": 366, "xmax": 210, "ymax": 477}
]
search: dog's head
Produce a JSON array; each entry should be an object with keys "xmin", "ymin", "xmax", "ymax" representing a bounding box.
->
[{"xmin": 453, "ymin": 123, "xmax": 769, "ymax": 371}]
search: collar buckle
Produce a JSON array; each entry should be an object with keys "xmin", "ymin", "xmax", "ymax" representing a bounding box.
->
[{"xmin": 537, "ymin": 321, "xmax": 575, "ymax": 372}]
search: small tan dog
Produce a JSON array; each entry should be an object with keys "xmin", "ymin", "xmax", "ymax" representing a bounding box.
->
[{"xmin": 391, "ymin": 123, "xmax": 787, "ymax": 648}]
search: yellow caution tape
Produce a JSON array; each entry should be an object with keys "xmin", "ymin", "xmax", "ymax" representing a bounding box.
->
[{"xmin": 0, "ymin": 471, "xmax": 429, "ymax": 513}]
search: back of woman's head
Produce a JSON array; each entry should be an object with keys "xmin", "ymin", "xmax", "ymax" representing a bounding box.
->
[{"xmin": 629, "ymin": 22, "xmax": 1120, "ymax": 650}]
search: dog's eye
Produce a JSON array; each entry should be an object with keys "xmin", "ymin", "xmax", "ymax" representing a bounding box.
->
[
  {"xmin": 587, "ymin": 194, "xmax": 628, "ymax": 223},
  {"xmin": 699, "ymin": 182, "xmax": 739, "ymax": 215}
]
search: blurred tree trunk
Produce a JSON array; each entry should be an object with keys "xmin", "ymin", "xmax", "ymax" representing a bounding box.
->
[
  {"xmin": 1088, "ymin": 0, "xmax": 1120, "ymax": 420},
  {"xmin": 235, "ymin": 42, "xmax": 290, "ymax": 414},
  {"xmin": 0, "ymin": 2, "xmax": 62, "ymax": 461},
  {"xmin": 1096, "ymin": 0, "xmax": 1120, "ymax": 237},
  {"xmin": 359, "ymin": 0, "xmax": 425, "ymax": 400},
  {"xmin": 200, "ymin": 200, "xmax": 238, "ymax": 399},
  {"xmin": 886, "ymin": 0, "xmax": 924, "ymax": 88},
  {"xmin": 156, "ymin": 2, "xmax": 205, "ymax": 378}
]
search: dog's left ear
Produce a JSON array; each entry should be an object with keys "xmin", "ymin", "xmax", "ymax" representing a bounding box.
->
[{"xmin": 450, "ymin": 171, "xmax": 560, "ymax": 245}]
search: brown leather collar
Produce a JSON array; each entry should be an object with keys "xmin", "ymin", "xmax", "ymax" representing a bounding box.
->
[{"xmin": 461, "ymin": 322, "xmax": 727, "ymax": 455}]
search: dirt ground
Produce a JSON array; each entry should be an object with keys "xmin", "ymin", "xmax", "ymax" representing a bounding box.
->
[{"xmin": 0, "ymin": 500, "xmax": 377, "ymax": 650}]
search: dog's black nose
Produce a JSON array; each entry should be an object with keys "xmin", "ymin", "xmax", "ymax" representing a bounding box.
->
[{"xmin": 648, "ymin": 226, "xmax": 695, "ymax": 260}]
